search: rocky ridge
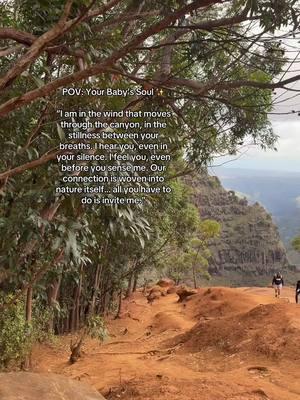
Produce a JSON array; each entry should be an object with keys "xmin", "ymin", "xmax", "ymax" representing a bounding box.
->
[{"xmin": 189, "ymin": 173, "xmax": 288, "ymax": 281}]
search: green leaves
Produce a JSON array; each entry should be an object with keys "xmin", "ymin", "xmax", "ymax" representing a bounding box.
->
[
  {"xmin": 0, "ymin": 296, "xmax": 31, "ymax": 368},
  {"xmin": 292, "ymin": 236, "xmax": 300, "ymax": 252},
  {"xmin": 1, "ymin": 0, "xmax": 299, "ymax": 345},
  {"xmin": 56, "ymin": 123, "xmax": 65, "ymax": 141},
  {"xmin": 86, "ymin": 315, "xmax": 108, "ymax": 342},
  {"xmin": 199, "ymin": 219, "xmax": 221, "ymax": 240},
  {"xmin": 31, "ymin": 76, "xmax": 44, "ymax": 88},
  {"xmin": 254, "ymin": 0, "xmax": 300, "ymax": 32},
  {"xmin": 0, "ymin": 294, "xmax": 56, "ymax": 368}
]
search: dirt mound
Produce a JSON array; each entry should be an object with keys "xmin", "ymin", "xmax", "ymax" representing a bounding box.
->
[
  {"xmin": 167, "ymin": 286, "xmax": 177, "ymax": 294},
  {"xmin": 0, "ymin": 372, "xmax": 105, "ymax": 400},
  {"xmin": 150, "ymin": 311, "xmax": 188, "ymax": 334},
  {"xmin": 157, "ymin": 278, "xmax": 175, "ymax": 288},
  {"xmin": 176, "ymin": 285, "xmax": 198, "ymax": 302},
  {"xmin": 181, "ymin": 287, "xmax": 260, "ymax": 320},
  {"xmin": 149, "ymin": 285, "xmax": 165, "ymax": 293},
  {"xmin": 147, "ymin": 285, "xmax": 167, "ymax": 303},
  {"xmin": 147, "ymin": 290, "xmax": 161, "ymax": 304},
  {"xmin": 172, "ymin": 302, "xmax": 300, "ymax": 360}
]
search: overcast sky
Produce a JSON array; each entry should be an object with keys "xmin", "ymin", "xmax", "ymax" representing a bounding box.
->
[
  {"xmin": 217, "ymin": 116, "xmax": 300, "ymax": 173},
  {"xmin": 212, "ymin": 89, "xmax": 300, "ymax": 173},
  {"xmin": 212, "ymin": 31, "xmax": 300, "ymax": 173}
]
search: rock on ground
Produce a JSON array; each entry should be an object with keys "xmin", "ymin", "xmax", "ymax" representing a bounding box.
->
[
  {"xmin": 147, "ymin": 290, "xmax": 161, "ymax": 303},
  {"xmin": 0, "ymin": 372, "xmax": 105, "ymax": 400},
  {"xmin": 176, "ymin": 285, "xmax": 197, "ymax": 302},
  {"xmin": 156, "ymin": 278, "xmax": 175, "ymax": 288},
  {"xmin": 167, "ymin": 286, "xmax": 177, "ymax": 294}
]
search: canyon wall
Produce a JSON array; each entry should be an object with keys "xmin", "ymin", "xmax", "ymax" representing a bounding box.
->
[{"xmin": 189, "ymin": 173, "xmax": 288, "ymax": 279}]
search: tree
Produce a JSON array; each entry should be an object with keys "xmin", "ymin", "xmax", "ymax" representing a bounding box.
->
[
  {"xmin": 164, "ymin": 217, "xmax": 220, "ymax": 286},
  {"xmin": 190, "ymin": 219, "xmax": 221, "ymax": 288},
  {"xmin": 292, "ymin": 236, "xmax": 300, "ymax": 252},
  {"xmin": 1, "ymin": 0, "xmax": 300, "ymax": 366},
  {"xmin": 1, "ymin": 1, "xmax": 300, "ymax": 174}
]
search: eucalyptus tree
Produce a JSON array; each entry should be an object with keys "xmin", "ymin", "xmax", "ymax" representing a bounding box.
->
[
  {"xmin": 1, "ymin": 0, "xmax": 300, "ymax": 174},
  {"xmin": 0, "ymin": 0, "xmax": 300, "ymax": 334}
]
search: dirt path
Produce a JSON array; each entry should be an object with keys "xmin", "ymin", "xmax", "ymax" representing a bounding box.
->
[{"xmin": 33, "ymin": 286, "xmax": 300, "ymax": 400}]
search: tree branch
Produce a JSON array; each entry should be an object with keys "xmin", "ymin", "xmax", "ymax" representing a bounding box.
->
[
  {"xmin": 0, "ymin": 149, "xmax": 64, "ymax": 181},
  {"xmin": 167, "ymin": 74, "xmax": 300, "ymax": 93},
  {"xmin": 0, "ymin": 45, "xmax": 23, "ymax": 57},
  {"xmin": 0, "ymin": 28, "xmax": 36, "ymax": 46},
  {"xmin": 0, "ymin": 28, "xmax": 86, "ymax": 58},
  {"xmin": 173, "ymin": 14, "xmax": 259, "ymax": 31},
  {"xmin": 0, "ymin": 0, "xmax": 226, "ymax": 118},
  {"xmin": 0, "ymin": 0, "xmax": 74, "ymax": 90}
]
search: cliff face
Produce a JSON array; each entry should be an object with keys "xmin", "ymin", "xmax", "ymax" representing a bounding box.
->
[{"xmin": 189, "ymin": 174, "xmax": 288, "ymax": 276}]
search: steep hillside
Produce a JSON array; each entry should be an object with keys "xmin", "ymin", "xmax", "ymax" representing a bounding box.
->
[
  {"xmin": 188, "ymin": 173, "xmax": 289, "ymax": 283},
  {"xmin": 213, "ymin": 167, "xmax": 300, "ymax": 267}
]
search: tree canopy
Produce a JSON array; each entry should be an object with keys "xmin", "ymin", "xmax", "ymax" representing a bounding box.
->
[
  {"xmin": 292, "ymin": 236, "xmax": 300, "ymax": 252},
  {"xmin": 1, "ymin": 0, "xmax": 300, "ymax": 368}
]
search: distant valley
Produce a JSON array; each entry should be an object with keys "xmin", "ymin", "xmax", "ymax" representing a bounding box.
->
[{"xmin": 211, "ymin": 168, "xmax": 300, "ymax": 266}]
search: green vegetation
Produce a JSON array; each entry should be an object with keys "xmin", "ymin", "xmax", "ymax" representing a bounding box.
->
[
  {"xmin": 0, "ymin": 297, "xmax": 32, "ymax": 368},
  {"xmin": 292, "ymin": 236, "xmax": 300, "ymax": 253},
  {"xmin": 0, "ymin": 295, "xmax": 54, "ymax": 369},
  {"xmin": 1, "ymin": 0, "xmax": 299, "ymax": 368},
  {"xmin": 164, "ymin": 219, "xmax": 221, "ymax": 287}
]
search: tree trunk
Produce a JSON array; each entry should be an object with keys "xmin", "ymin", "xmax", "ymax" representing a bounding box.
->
[
  {"xmin": 100, "ymin": 277, "xmax": 110, "ymax": 316},
  {"xmin": 26, "ymin": 286, "xmax": 33, "ymax": 323},
  {"xmin": 70, "ymin": 309, "xmax": 75, "ymax": 333},
  {"xmin": 75, "ymin": 268, "xmax": 83, "ymax": 331},
  {"xmin": 115, "ymin": 289, "xmax": 123, "ymax": 319},
  {"xmin": 132, "ymin": 272, "xmax": 138, "ymax": 292},
  {"xmin": 47, "ymin": 275, "xmax": 61, "ymax": 332},
  {"xmin": 108, "ymin": 287, "xmax": 115, "ymax": 313},
  {"xmin": 192, "ymin": 248, "xmax": 201, "ymax": 289},
  {"xmin": 70, "ymin": 266, "xmax": 83, "ymax": 332},
  {"xmin": 192, "ymin": 264, "xmax": 197, "ymax": 289},
  {"xmin": 64, "ymin": 313, "xmax": 70, "ymax": 334},
  {"xmin": 89, "ymin": 263, "xmax": 102, "ymax": 316},
  {"xmin": 23, "ymin": 286, "xmax": 33, "ymax": 369},
  {"xmin": 125, "ymin": 273, "xmax": 133, "ymax": 298}
]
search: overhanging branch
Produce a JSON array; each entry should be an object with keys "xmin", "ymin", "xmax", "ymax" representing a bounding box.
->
[{"xmin": 0, "ymin": 0, "xmax": 226, "ymax": 118}]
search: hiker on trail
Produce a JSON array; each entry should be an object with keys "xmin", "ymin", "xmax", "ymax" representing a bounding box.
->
[
  {"xmin": 272, "ymin": 272, "xmax": 284, "ymax": 298},
  {"xmin": 296, "ymin": 280, "xmax": 300, "ymax": 304}
]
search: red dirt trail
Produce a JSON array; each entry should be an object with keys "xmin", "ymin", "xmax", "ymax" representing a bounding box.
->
[{"xmin": 33, "ymin": 286, "xmax": 300, "ymax": 400}]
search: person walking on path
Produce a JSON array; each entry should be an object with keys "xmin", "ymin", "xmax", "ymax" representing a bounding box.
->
[
  {"xmin": 272, "ymin": 272, "xmax": 284, "ymax": 298},
  {"xmin": 296, "ymin": 280, "xmax": 300, "ymax": 304}
]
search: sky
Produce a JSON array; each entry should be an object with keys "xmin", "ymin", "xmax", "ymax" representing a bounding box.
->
[
  {"xmin": 213, "ymin": 117, "xmax": 300, "ymax": 173},
  {"xmin": 211, "ymin": 32, "xmax": 300, "ymax": 173},
  {"xmin": 212, "ymin": 90, "xmax": 300, "ymax": 173}
]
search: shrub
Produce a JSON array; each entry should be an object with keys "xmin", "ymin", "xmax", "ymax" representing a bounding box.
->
[
  {"xmin": 0, "ymin": 296, "xmax": 32, "ymax": 369},
  {"xmin": 0, "ymin": 295, "xmax": 54, "ymax": 369},
  {"xmin": 86, "ymin": 315, "xmax": 108, "ymax": 342}
]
